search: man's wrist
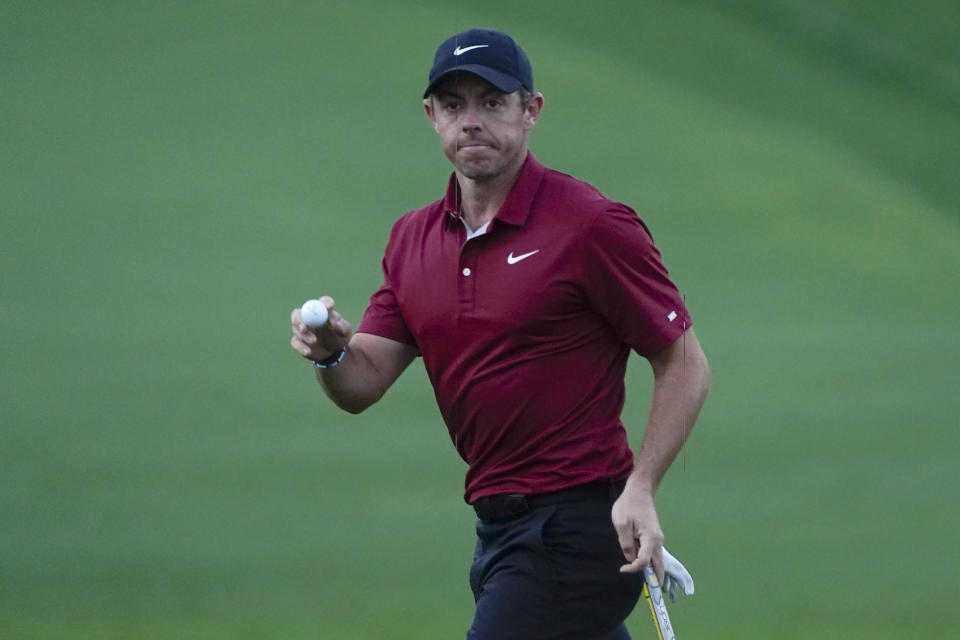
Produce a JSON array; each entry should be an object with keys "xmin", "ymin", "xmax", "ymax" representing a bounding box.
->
[
  {"xmin": 625, "ymin": 466, "xmax": 657, "ymax": 496},
  {"xmin": 313, "ymin": 346, "xmax": 347, "ymax": 369}
]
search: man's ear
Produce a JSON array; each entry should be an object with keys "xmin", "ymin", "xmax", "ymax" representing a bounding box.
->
[
  {"xmin": 524, "ymin": 92, "xmax": 544, "ymax": 131},
  {"xmin": 424, "ymin": 98, "xmax": 440, "ymax": 133}
]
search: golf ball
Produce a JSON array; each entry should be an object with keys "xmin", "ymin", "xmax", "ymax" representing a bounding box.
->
[{"xmin": 300, "ymin": 299, "xmax": 329, "ymax": 327}]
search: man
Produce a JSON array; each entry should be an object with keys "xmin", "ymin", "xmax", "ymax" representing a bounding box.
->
[{"xmin": 290, "ymin": 28, "xmax": 710, "ymax": 639}]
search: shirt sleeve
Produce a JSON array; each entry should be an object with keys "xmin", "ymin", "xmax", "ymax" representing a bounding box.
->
[
  {"xmin": 581, "ymin": 203, "xmax": 692, "ymax": 357},
  {"xmin": 356, "ymin": 225, "xmax": 419, "ymax": 348}
]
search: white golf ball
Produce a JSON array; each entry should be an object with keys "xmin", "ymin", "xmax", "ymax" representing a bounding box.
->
[{"xmin": 300, "ymin": 299, "xmax": 329, "ymax": 327}]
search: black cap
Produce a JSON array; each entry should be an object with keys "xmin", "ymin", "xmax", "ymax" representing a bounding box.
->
[{"xmin": 424, "ymin": 28, "xmax": 533, "ymax": 98}]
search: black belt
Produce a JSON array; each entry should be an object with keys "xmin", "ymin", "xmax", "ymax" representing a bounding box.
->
[{"xmin": 472, "ymin": 479, "xmax": 626, "ymax": 522}]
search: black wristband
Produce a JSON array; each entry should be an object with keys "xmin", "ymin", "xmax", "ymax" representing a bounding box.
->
[{"xmin": 313, "ymin": 346, "xmax": 347, "ymax": 369}]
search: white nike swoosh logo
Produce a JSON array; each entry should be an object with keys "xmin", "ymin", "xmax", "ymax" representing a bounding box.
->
[
  {"xmin": 507, "ymin": 250, "xmax": 540, "ymax": 265},
  {"xmin": 454, "ymin": 44, "xmax": 489, "ymax": 56}
]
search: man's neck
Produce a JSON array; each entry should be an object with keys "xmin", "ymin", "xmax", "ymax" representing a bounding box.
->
[{"xmin": 456, "ymin": 152, "xmax": 527, "ymax": 230}]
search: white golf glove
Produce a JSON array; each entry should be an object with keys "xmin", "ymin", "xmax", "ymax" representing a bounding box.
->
[{"xmin": 661, "ymin": 547, "xmax": 694, "ymax": 602}]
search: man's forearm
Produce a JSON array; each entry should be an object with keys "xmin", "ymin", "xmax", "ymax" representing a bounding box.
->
[
  {"xmin": 315, "ymin": 342, "xmax": 388, "ymax": 414},
  {"xmin": 630, "ymin": 329, "xmax": 710, "ymax": 493},
  {"xmin": 314, "ymin": 333, "xmax": 419, "ymax": 414},
  {"xmin": 611, "ymin": 329, "xmax": 709, "ymax": 576}
]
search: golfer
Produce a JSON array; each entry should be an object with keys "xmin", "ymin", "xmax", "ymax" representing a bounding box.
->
[{"xmin": 291, "ymin": 27, "xmax": 710, "ymax": 640}]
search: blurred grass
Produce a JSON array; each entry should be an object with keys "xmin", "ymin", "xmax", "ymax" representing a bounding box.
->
[{"xmin": 2, "ymin": 1, "xmax": 958, "ymax": 638}]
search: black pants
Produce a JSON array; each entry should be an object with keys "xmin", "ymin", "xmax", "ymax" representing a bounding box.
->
[{"xmin": 467, "ymin": 486, "xmax": 640, "ymax": 639}]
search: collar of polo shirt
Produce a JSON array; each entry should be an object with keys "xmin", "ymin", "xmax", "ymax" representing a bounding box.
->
[{"xmin": 442, "ymin": 152, "xmax": 546, "ymax": 233}]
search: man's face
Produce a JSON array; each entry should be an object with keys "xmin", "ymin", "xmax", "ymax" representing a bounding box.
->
[{"xmin": 424, "ymin": 74, "xmax": 542, "ymax": 182}]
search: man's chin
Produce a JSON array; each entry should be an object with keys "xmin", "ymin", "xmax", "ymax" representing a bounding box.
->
[
  {"xmin": 459, "ymin": 168, "xmax": 496, "ymax": 181},
  {"xmin": 455, "ymin": 159, "xmax": 499, "ymax": 181}
]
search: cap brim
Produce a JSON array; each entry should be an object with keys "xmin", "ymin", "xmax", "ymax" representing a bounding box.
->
[{"xmin": 423, "ymin": 65, "xmax": 523, "ymax": 98}]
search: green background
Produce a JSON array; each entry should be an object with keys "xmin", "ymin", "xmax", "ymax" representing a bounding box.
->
[{"xmin": 3, "ymin": 1, "xmax": 958, "ymax": 637}]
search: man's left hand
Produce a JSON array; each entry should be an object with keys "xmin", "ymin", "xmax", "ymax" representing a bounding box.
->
[{"xmin": 611, "ymin": 480, "xmax": 665, "ymax": 583}]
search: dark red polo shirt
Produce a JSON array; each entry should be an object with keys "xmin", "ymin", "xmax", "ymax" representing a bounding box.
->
[{"xmin": 358, "ymin": 153, "xmax": 692, "ymax": 503}]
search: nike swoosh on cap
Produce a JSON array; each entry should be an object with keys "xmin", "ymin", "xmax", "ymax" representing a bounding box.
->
[
  {"xmin": 454, "ymin": 44, "xmax": 489, "ymax": 56},
  {"xmin": 507, "ymin": 250, "xmax": 539, "ymax": 265}
]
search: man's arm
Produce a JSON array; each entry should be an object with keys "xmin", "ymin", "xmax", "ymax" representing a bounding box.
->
[
  {"xmin": 290, "ymin": 297, "xmax": 420, "ymax": 414},
  {"xmin": 612, "ymin": 328, "xmax": 710, "ymax": 581}
]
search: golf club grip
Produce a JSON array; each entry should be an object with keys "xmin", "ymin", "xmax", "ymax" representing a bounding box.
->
[{"xmin": 643, "ymin": 564, "xmax": 676, "ymax": 640}]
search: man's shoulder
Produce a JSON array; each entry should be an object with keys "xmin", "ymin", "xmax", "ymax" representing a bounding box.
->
[
  {"xmin": 538, "ymin": 166, "xmax": 637, "ymax": 221},
  {"xmin": 543, "ymin": 165, "xmax": 602, "ymax": 195},
  {"xmin": 388, "ymin": 199, "xmax": 447, "ymax": 238}
]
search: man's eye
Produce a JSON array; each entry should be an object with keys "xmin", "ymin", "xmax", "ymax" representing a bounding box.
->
[{"xmin": 486, "ymin": 99, "xmax": 502, "ymax": 108}]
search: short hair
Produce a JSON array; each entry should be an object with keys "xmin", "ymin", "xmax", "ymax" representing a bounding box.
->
[{"xmin": 517, "ymin": 87, "xmax": 533, "ymax": 107}]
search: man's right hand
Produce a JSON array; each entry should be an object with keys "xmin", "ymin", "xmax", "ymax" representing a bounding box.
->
[{"xmin": 290, "ymin": 296, "xmax": 354, "ymax": 363}]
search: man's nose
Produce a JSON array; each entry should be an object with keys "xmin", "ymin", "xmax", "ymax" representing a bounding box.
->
[{"xmin": 459, "ymin": 103, "xmax": 483, "ymax": 131}]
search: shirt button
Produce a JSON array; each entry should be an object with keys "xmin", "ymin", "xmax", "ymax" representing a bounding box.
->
[{"xmin": 462, "ymin": 268, "xmax": 472, "ymax": 277}]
